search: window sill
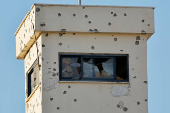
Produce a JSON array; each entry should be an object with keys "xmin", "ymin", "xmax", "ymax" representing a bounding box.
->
[
  {"xmin": 26, "ymin": 82, "xmax": 41, "ymax": 103},
  {"xmin": 58, "ymin": 81, "xmax": 129, "ymax": 84}
]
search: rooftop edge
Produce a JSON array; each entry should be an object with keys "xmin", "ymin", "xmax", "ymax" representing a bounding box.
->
[{"xmin": 31, "ymin": 3, "xmax": 155, "ymax": 9}]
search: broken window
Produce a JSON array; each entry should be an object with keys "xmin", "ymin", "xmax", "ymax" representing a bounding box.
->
[
  {"xmin": 59, "ymin": 54, "xmax": 128, "ymax": 82},
  {"xmin": 27, "ymin": 61, "xmax": 40, "ymax": 97}
]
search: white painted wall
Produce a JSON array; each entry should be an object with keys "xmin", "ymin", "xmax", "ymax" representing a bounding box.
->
[
  {"xmin": 24, "ymin": 37, "xmax": 42, "ymax": 113},
  {"xmin": 41, "ymin": 32, "xmax": 148, "ymax": 113}
]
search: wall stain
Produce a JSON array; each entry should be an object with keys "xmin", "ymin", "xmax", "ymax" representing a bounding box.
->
[{"xmin": 110, "ymin": 85, "xmax": 130, "ymax": 97}]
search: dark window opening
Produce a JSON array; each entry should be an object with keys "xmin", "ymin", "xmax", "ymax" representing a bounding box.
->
[
  {"xmin": 59, "ymin": 54, "xmax": 129, "ymax": 82},
  {"xmin": 116, "ymin": 56, "xmax": 128, "ymax": 80},
  {"xmin": 27, "ymin": 61, "xmax": 40, "ymax": 97}
]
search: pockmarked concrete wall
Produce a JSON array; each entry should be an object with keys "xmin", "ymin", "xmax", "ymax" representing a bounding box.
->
[
  {"xmin": 41, "ymin": 32, "xmax": 148, "ymax": 113},
  {"xmin": 14, "ymin": 4, "xmax": 155, "ymax": 113},
  {"xmin": 24, "ymin": 37, "xmax": 42, "ymax": 113},
  {"xmin": 15, "ymin": 4, "xmax": 154, "ymax": 59}
]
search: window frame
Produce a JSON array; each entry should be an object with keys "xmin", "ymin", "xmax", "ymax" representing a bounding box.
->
[
  {"xmin": 59, "ymin": 53, "xmax": 129, "ymax": 82},
  {"xmin": 27, "ymin": 60, "xmax": 40, "ymax": 97}
]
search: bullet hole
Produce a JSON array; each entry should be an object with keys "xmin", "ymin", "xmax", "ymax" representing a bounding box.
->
[
  {"xmin": 58, "ymin": 13, "xmax": 61, "ymax": 17},
  {"xmin": 59, "ymin": 33, "xmax": 63, "ymax": 37},
  {"xmin": 136, "ymin": 57, "xmax": 138, "ymax": 59},
  {"xmin": 142, "ymin": 19, "xmax": 145, "ymax": 22},
  {"xmin": 132, "ymin": 68, "xmax": 134, "ymax": 70},
  {"xmin": 50, "ymin": 98, "xmax": 53, "ymax": 101},
  {"xmin": 108, "ymin": 22, "xmax": 111, "ymax": 26},
  {"xmin": 120, "ymin": 50, "xmax": 123, "ymax": 52},
  {"xmin": 117, "ymin": 104, "xmax": 120, "ymax": 108},
  {"xmin": 61, "ymin": 29, "xmax": 66, "ymax": 32},
  {"xmin": 85, "ymin": 15, "xmax": 88, "ymax": 18},
  {"xmin": 88, "ymin": 21, "xmax": 91, "ymax": 24},
  {"xmin": 114, "ymin": 13, "xmax": 117, "ymax": 17},
  {"xmin": 57, "ymin": 107, "xmax": 60, "ymax": 110},
  {"xmin": 73, "ymin": 14, "xmax": 76, "ymax": 17},
  {"xmin": 124, "ymin": 13, "xmax": 127, "ymax": 16},
  {"xmin": 53, "ymin": 68, "xmax": 56, "ymax": 71},
  {"xmin": 40, "ymin": 22, "xmax": 45, "ymax": 27},
  {"xmin": 36, "ymin": 7, "xmax": 40, "ymax": 12},
  {"xmin": 145, "ymin": 99, "xmax": 148, "ymax": 102},
  {"xmin": 45, "ymin": 33, "xmax": 48, "ymax": 37},
  {"xmin": 111, "ymin": 12, "xmax": 113, "ymax": 14},
  {"xmin": 148, "ymin": 24, "xmax": 150, "ymax": 26},
  {"xmin": 95, "ymin": 38, "xmax": 96, "ymax": 39},
  {"xmin": 91, "ymin": 46, "xmax": 94, "ymax": 49},
  {"xmin": 83, "ymin": 7, "xmax": 85, "ymax": 9},
  {"xmin": 136, "ymin": 36, "xmax": 140, "ymax": 40},
  {"xmin": 58, "ymin": 43, "xmax": 62, "ymax": 46},
  {"xmin": 94, "ymin": 29, "xmax": 98, "ymax": 32},
  {"xmin": 114, "ymin": 38, "xmax": 117, "ymax": 41},
  {"xmin": 117, "ymin": 101, "xmax": 124, "ymax": 109},
  {"xmin": 137, "ymin": 101, "xmax": 140, "ymax": 105},
  {"xmin": 63, "ymin": 91, "xmax": 67, "ymax": 94},
  {"xmin": 74, "ymin": 99, "xmax": 77, "ymax": 102},
  {"xmin": 73, "ymin": 33, "xmax": 76, "ymax": 35},
  {"xmin": 68, "ymin": 46, "xmax": 69, "ymax": 48},
  {"xmin": 42, "ymin": 44, "xmax": 45, "ymax": 47},
  {"xmin": 133, "ymin": 76, "xmax": 137, "ymax": 79},
  {"xmin": 54, "ymin": 62, "xmax": 56, "ymax": 64},
  {"xmin": 123, "ymin": 107, "xmax": 128, "ymax": 112},
  {"xmin": 68, "ymin": 85, "xmax": 71, "ymax": 88},
  {"xmin": 89, "ymin": 29, "xmax": 93, "ymax": 32},
  {"xmin": 135, "ymin": 41, "xmax": 139, "ymax": 45},
  {"xmin": 47, "ymin": 62, "xmax": 48, "ymax": 64},
  {"xmin": 143, "ymin": 81, "xmax": 148, "ymax": 84},
  {"xmin": 42, "ymin": 57, "xmax": 44, "ymax": 61},
  {"xmin": 141, "ymin": 30, "xmax": 146, "ymax": 34}
]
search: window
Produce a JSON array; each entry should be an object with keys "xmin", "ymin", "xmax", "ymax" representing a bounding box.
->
[
  {"xmin": 59, "ymin": 54, "xmax": 129, "ymax": 82},
  {"xmin": 27, "ymin": 61, "xmax": 40, "ymax": 97}
]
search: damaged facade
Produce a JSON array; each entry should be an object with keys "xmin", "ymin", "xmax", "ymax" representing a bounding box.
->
[{"xmin": 15, "ymin": 4, "xmax": 155, "ymax": 113}]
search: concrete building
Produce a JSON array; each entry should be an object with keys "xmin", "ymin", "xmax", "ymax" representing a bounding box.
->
[{"xmin": 15, "ymin": 3, "xmax": 155, "ymax": 113}]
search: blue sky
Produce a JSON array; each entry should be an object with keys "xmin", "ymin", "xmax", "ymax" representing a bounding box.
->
[{"xmin": 0, "ymin": 0, "xmax": 169, "ymax": 113}]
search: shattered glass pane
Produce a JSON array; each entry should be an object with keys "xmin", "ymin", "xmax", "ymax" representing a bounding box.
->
[
  {"xmin": 62, "ymin": 58, "xmax": 81, "ymax": 79},
  {"xmin": 83, "ymin": 58, "xmax": 93, "ymax": 77},
  {"xmin": 94, "ymin": 58, "xmax": 114, "ymax": 78},
  {"xmin": 83, "ymin": 58, "xmax": 114, "ymax": 78}
]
